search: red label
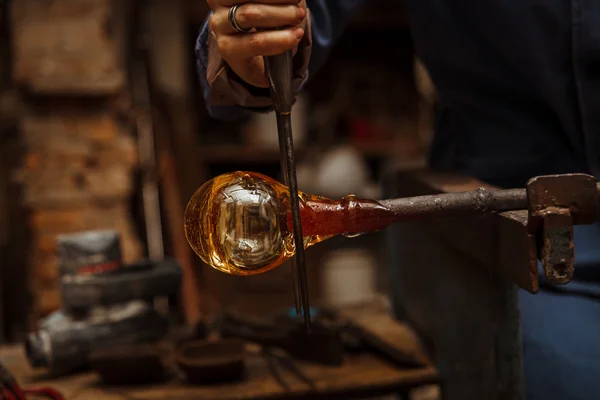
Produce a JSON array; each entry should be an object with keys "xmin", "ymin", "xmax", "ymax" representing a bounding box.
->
[{"xmin": 77, "ymin": 260, "xmax": 121, "ymax": 275}]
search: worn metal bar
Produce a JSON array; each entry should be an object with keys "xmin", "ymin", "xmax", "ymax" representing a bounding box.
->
[
  {"xmin": 380, "ymin": 188, "xmax": 527, "ymax": 220},
  {"xmin": 384, "ymin": 169, "xmax": 526, "ymax": 399},
  {"xmin": 381, "ymin": 174, "xmax": 600, "ymax": 224}
]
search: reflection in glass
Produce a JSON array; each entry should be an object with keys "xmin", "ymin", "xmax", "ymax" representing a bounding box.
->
[{"xmin": 184, "ymin": 171, "xmax": 395, "ymax": 276}]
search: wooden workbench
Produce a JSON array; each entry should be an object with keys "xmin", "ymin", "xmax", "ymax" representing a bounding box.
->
[
  {"xmin": 0, "ymin": 303, "xmax": 438, "ymax": 399},
  {"xmin": 1, "ymin": 347, "xmax": 437, "ymax": 400}
]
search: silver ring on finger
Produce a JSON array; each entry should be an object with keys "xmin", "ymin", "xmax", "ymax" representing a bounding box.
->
[{"xmin": 229, "ymin": 5, "xmax": 252, "ymax": 33}]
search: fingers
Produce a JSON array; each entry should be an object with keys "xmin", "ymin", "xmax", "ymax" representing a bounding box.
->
[
  {"xmin": 210, "ymin": 0, "xmax": 300, "ymax": 7},
  {"xmin": 211, "ymin": 3, "xmax": 306, "ymax": 34},
  {"xmin": 217, "ymin": 27, "xmax": 304, "ymax": 87},
  {"xmin": 206, "ymin": 0, "xmax": 308, "ymax": 88},
  {"xmin": 218, "ymin": 27, "xmax": 304, "ymax": 61},
  {"xmin": 223, "ymin": 28, "xmax": 303, "ymax": 87}
]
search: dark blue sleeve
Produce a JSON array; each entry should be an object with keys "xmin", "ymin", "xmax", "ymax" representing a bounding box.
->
[
  {"xmin": 195, "ymin": 15, "xmax": 251, "ymax": 121},
  {"xmin": 195, "ymin": 1, "xmax": 366, "ymax": 119}
]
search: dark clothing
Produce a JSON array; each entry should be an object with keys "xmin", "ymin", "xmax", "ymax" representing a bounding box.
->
[{"xmin": 405, "ymin": 1, "xmax": 598, "ymax": 187}]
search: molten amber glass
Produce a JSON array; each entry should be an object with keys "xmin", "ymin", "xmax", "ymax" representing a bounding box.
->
[{"xmin": 184, "ymin": 171, "xmax": 396, "ymax": 276}]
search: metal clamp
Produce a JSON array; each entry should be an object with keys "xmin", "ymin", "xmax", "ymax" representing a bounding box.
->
[{"xmin": 526, "ymin": 173, "xmax": 600, "ymax": 284}]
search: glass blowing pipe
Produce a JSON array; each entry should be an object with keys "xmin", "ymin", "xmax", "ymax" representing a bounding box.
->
[{"xmin": 184, "ymin": 171, "xmax": 600, "ymax": 276}]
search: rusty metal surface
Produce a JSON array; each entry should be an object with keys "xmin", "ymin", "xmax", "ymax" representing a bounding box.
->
[
  {"xmin": 383, "ymin": 169, "xmax": 526, "ymax": 400},
  {"xmin": 526, "ymin": 173, "xmax": 600, "ymax": 284},
  {"xmin": 527, "ymin": 174, "xmax": 599, "ymax": 225},
  {"xmin": 380, "ymin": 187, "xmax": 527, "ymax": 220}
]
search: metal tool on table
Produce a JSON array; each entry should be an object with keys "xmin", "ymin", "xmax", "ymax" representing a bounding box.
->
[
  {"xmin": 219, "ymin": 312, "xmax": 344, "ymax": 366},
  {"xmin": 263, "ymin": 347, "xmax": 316, "ymax": 392},
  {"xmin": 264, "ymin": 52, "xmax": 311, "ymax": 330},
  {"xmin": 24, "ymin": 231, "xmax": 182, "ymax": 375},
  {"xmin": 217, "ymin": 312, "xmax": 319, "ymax": 391}
]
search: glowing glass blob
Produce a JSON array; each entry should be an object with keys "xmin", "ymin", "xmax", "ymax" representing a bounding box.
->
[{"xmin": 184, "ymin": 171, "xmax": 395, "ymax": 276}]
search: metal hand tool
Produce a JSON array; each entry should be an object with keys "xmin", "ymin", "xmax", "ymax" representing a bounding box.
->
[
  {"xmin": 219, "ymin": 312, "xmax": 344, "ymax": 366},
  {"xmin": 264, "ymin": 52, "xmax": 311, "ymax": 331},
  {"xmin": 263, "ymin": 347, "xmax": 316, "ymax": 392}
]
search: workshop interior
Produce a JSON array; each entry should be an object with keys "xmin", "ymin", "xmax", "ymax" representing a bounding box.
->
[{"xmin": 0, "ymin": 0, "xmax": 598, "ymax": 399}]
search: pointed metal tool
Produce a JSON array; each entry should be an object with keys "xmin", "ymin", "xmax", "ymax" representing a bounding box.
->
[{"xmin": 264, "ymin": 51, "xmax": 311, "ymax": 331}]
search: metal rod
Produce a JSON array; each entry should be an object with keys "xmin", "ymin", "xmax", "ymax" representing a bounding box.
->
[
  {"xmin": 271, "ymin": 81, "xmax": 300, "ymax": 314},
  {"xmin": 264, "ymin": 51, "xmax": 311, "ymax": 331},
  {"xmin": 276, "ymin": 115, "xmax": 302, "ymax": 316},
  {"xmin": 280, "ymin": 112, "xmax": 310, "ymax": 329},
  {"xmin": 380, "ymin": 188, "xmax": 528, "ymax": 220},
  {"xmin": 382, "ymin": 181, "xmax": 600, "ymax": 220}
]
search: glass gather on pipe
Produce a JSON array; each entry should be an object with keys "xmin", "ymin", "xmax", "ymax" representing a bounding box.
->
[{"xmin": 184, "ymin": 171, "xmax": 396, "ymax": 276}]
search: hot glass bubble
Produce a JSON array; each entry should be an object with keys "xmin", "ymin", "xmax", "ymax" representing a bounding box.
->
[
  {"xmin": 184, "ymin": 171, "xmax": 396, "ymax": 276},
  {"xmin": 184, "ymin": 171, "xmax": 293, "ymax": 275}
]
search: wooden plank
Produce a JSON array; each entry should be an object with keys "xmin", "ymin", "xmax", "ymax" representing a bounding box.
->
[
  {"xmin": 383, "ymin": 170, "xmax": 526, "ymax": 400},
  {"xmin": 17, "ymin": 165, "xmax": 134, "ymax": 208},
  {"xmin": 15, "ymin": 114, "xmax": 137, "ymax": 208},
  {"xmin": 29, "ymin": 205, "xmax": 136, "ymax": 237},
  {"xmin": 338, "ymin": 301, "xmax": 432, "ymax": 368},
  {"xmin": 0, "ymin": 339, "xmax": 437, "ymax": 400},
  {"xmin": 28, "ymin": 206, "xmax": 143, "ymax": 266},
  {"xmin": 19, "ymin": 114, "xmax": 136, "ymax": 165},
  {"xmin": 11, "ymin": 0, "xmax": 125, "ymax": 94},
  {"xmin": 21, "ymin": 113, "xmax": 123, "ymax": 145},
  {"xmin": 34, "ymin": 287, "xmax": 61, "ymax": 317}
]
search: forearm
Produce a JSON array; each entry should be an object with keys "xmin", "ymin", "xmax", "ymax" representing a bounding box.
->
[{"xmin": 195, "ymin": 1, "xmax": 366, "ymax": 119}]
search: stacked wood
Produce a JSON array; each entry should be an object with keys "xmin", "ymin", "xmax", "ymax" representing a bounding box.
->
[
  {"xmin": 11, "ymin": 0, "xmax": 125, "ymax": 94},
  {"xmin": 16, "ymin": 114, "xmax": 136, "ymax": 207},
  {"xmin": 10, "ymin": 0, "xmax": 143, "ymax": 320},
  {"xmin": 14, "ymin": 113, "xmax": 143, "ymax": 317}
]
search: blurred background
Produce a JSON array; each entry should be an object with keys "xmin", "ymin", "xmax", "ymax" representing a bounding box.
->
[{"xmin": 0, "ymin": 0, "xmax": 437, "ymax": 344}]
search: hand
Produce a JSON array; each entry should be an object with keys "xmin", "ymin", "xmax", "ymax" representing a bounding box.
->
[{"xmin": 206, "ymin": 0, "xmax": 307, "ymax": 88}]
